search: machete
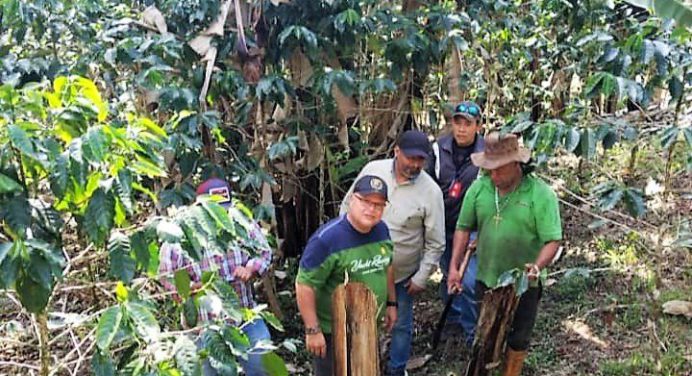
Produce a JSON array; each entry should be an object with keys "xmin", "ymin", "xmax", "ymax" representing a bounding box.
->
[{"xmin": 431, "ymin": 248, "xmax": 473, "ymax": 350}]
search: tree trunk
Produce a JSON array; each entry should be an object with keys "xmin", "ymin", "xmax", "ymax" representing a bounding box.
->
[
  {"xmin": 465, "ymin": 285, "xmax": 520, "ymax": 376},
  {"xmin": 332, "ymin": 282, "xmax": 380, "ymax": 376}
]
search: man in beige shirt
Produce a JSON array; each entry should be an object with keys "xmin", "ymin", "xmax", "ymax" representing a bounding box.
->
[{"xmin": 341, "ymin": 130, "xmax": 445, "ymax": 376}]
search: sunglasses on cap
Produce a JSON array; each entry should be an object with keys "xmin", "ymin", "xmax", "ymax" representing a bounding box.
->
[{"xmin": 454, "ymin": 102, "xmax": 481, "ymax": 118}]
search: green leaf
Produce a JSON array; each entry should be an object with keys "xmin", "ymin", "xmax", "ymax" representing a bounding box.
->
[
  {"xmin": 2, "ymin": 195, "xmax": 31, "ymax": 237},
  {"xmin": 516, "ymin": 272, "xmax": 529, "ymax": 296},
  {"xmin": 8, "ymin": 124, "xmax": 35, "ymax": 156},
  {"xmin": 623, "ymin": 188, "xmax": 646, "ymax": 217},
  {"xmin": 625, "ymin": 0, "xmax": 692, "ymax": 28},
  {"xmin": 156, "ymin": 220, "xmax": 184, "ymax": 243},
  {"xmin": 660, "ymin": 126, "xmax": 680, "ymax": 149},
  {"xmin": 201, "ymin": 201, "xmax": 235, "ymax": 233},
  {"xmin": 183, "ymin": 297, "xmax": 198, "ymax": 327},
  {"xmin": 174, "ymin": 269, "xmax": 192, "ymax": 300},
  {"xmin": 598, "ymin": 188, "xmax": 624, "ymax": 211},
  {"xmin": 261, "ymin": 352, "xmax": 288, "ymax": 376},
  {"xmin": 76, "ymin": 77, "xmax": 108, "ymax": 122},
  {"xmin": 50, "ymin": 154, "xmax": 69, "ymax": 198},
  {"xmin": 683, "ymin": 127, "xmax": 692, "ymax": 148},
  {"xmin": 96, "ymin": 306, "xmax": 123, "ymax": 351},
  {"xmin": 669, "ymin": 76, "xmax": 684, "ymax": 101},
  {"xmin": 84, "ymin": 188, "xmax": 116, "ymax": 245},
  {"xmin": 174, "ymin": 336, "xmax": 201, "ymax": 376},
  {"xmin": 125, "ymin": 301, "xmax": 160, "ymax": 340},
  {"xmin": 130, "ymin": 157, "xmax": 167, "ymax": 178},
  {"xmin": 221, "ymin": 325, "xmax": 251, "ymax": 355},
  {"xmin": 259, "ymin": 311, "xmax": 284, "ymax": 332},
  {"xmin": 108, "ymin": 232, "xmax": 136, "ymax": 283},
  {"xmin": 0, "ymin": 242, "xmax": 12, "ymax": 266},
  {"xmin": 564, "ymin": 127, "xmax": 581, "ymax": 152},
  {"xmin": 136, "ymin": 117, "xmax": 167, "ymax": 139},
  {"xmin": 584, "ymin": 72, "xmax": 604, "ymax": 97},
  {"xmin": 28, "ymin": 251, "xmax": 53, "ymax": 291},
  {"xmin": 92, "ymin": 351, "xmax": 115, "ymax": 376},
  {"xmin": 0, "ymin": 173, "xmax": 22, "ymax": 193},
  {"xmin": 202, "ymin": 330, "xmax": 236, "ymax": 368},
  {"xmin": 0, "ymin": 246, "xmax": 21, "ymax": 288},
  {"xmin": 577, "ymin": 128, "xmax": 596, "ymax": 160},
  {"xmin": 16, "ymin": 274, "xmax": 51, "ymax": 313},
  {"xmin": 115, "ymin": 281, "xmax": 129, "ymax": 302},
  {"xmin": 497, "ymin": 270, "xmax": 516, "ymax": 287},
  {"xmin": 82, "ymin": 127, "xmax": 108, "ymax": 164}
]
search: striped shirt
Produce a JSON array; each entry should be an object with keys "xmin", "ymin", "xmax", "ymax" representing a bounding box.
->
[{"xmin": 158, "ymin": 207, "xmax": 272, "ymax": 323}]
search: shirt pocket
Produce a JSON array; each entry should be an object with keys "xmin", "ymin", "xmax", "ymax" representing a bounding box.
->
[{"xmin": 400, "ymin": 206, "xmax": 424, "ymax": 229}]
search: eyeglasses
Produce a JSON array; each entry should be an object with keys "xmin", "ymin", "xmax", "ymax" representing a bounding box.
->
[
  {"xmin": 353, "ymin": 194, "xmax": 386, "ymax": 211},
  {"xmin": 455, "ymin": 103, "xmax": 481, "ymax": 118}
]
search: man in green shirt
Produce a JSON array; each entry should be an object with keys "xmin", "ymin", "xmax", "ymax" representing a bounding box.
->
[
  {"xmin": 447, "ymin": 132, "xmax": 562, "ymax": 376},
  {"xmin": 296, "ymin": 175, "xmax": 397, "ymax": 376}
]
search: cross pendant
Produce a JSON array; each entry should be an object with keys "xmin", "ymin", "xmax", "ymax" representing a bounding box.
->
[{"xmin": 494, "ymin": 213, "xmax": 502, "ymax": 226}]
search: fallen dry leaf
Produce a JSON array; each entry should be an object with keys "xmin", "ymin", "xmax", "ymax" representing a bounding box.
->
[
  {"xmin": 406, "ymin": 354, "xmax": 432, "ymax": 370},
  {"xmin": 662, "ymin": 300, "xmax": 692, "ymax": 318}
]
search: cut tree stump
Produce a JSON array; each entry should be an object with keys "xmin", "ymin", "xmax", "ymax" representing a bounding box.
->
[
  {"xmin": 465, "ymin": 285, "xmax": 521, "ymax": 376},
  {"xmin": 331, "ymin": 282, "xmax": 379, "ymax": 376}
]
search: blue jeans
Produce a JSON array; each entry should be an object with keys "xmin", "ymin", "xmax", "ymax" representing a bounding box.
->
[
  {"xmin": 439, "ymin": 232, "xmax": 479, "ymax": 346},
  {"xmin": 387, "ymin": 278, "xmax": 414, "ymax": 374},
  {"xmin": 201, "ymin": 318, "xmax": 272, "ymax": 376}
]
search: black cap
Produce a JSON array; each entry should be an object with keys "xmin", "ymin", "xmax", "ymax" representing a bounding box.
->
[
  {"xmin": 353, "ymin": 175, "xmax": 388, "ymax": 201},
  {"xmin": 397, "ymin": 130, "xmax": 431, "ymax": 158}
]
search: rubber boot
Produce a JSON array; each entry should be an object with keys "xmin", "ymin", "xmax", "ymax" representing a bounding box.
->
[{"xmin": 502, "ymin": 348, "xmax": 528, "ymax": 376}]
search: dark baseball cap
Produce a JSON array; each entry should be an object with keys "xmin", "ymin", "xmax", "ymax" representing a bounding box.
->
[
  {"xmin": 397, "ymin": 130, "xmax": 431, "ymax": 158},
  {"xmin": 196, "ymin": 178, "xmax": 232, "ymax": 207},
  {"xmin": 353, "ymin": 175, "xmax": 388, "ymax": 201}
]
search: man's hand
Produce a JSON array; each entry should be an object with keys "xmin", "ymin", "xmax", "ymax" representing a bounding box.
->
[
  {"xmin": 525, "ymin": 263, "xmax": 540, "ymax": 281},
  {"xmin": 384, "ymin": 306, "xmax": 397, "ymax": 333},
  {"xmin": 233, "ymin": 266, "xmax": 256, "ymax": 282},
  {"xmin": 405, "ymin": 280, "xmax": 425, "ymax": 295},
  {"xmin": 306, "ymin": 332, "xmax": 327, "ymax": 358},
  {"xmin": 447, "ymin": 268, "xmax": 462, "ymax": 294}
]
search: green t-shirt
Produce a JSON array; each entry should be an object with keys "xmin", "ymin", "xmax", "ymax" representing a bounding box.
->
[
  {"xmin": 296, "ymin": 215, "xmax": 393, "ymax": 334},
  {"xmin": 456, "ymin": 175, "xmax": 562, "ymax": 287}
]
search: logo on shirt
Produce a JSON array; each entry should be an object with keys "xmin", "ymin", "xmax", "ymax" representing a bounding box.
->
[{"xmin": 350, "ymin": 254, "xmax": 389, "ymax": 275}]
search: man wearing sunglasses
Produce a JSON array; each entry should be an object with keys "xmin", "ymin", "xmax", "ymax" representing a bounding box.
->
[
  {"xmin": 340, "ymin": 131, "xmax": 445, "ymax": 376},
  {"xmin": 427, "ymin": 100, "xmax": 484, "ymax": 347}
]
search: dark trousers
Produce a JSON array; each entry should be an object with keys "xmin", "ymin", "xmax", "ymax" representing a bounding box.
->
[
  {"xmin": 312, "ymin": 333, "xmax": 334, "ymax": 376},
  {"xmin": 475, "ymin": 281, "xmax": 542, "ymax": 351}
]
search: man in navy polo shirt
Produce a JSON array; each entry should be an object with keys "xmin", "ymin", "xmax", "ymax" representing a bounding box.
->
[{"xmin": 296, "ymin": 175, "xmax": 397, "ymax": 376}]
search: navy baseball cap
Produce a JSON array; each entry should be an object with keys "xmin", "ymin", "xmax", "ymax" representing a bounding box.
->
[
  {"xmin": 196, "ymin": 178, "xmax": 232, "ymax": 208},
  {"xmin": 353, "ymin": 175, "xmax": 388, "ymax": 201},
  {"xmin": 397, "ymin": 130, "xmax": 431, "ymax": 158}
]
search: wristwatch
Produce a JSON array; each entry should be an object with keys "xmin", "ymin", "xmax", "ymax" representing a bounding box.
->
[
  {"xmin": 305, "ymin": 326, "xmax": 322, "ymax": 335},
  {"xmin": 386, "ymin": 301, "xmax": 398, "ymax": 307}
]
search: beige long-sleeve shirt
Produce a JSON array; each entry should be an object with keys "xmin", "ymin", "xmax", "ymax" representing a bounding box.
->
[{"xmin": 340, "ymin": 159, "xmax": 445, "ymax": 287}]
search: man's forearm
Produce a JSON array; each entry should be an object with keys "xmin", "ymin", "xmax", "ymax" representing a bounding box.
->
[
  {"xmin": 449, "ymin": 229, "xmax": 471, "ymax": 274},
  {"xmin": 534, "ymin": 241, "xmax": 560, "ymax": 269},
  {"xmin": 295, "ymin": 283, "xmax": 320, "ymax": 328}
]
